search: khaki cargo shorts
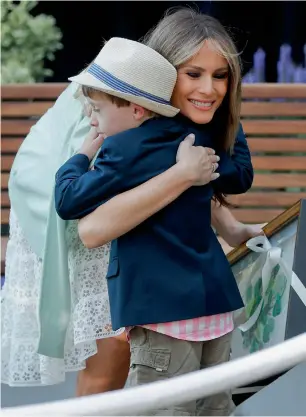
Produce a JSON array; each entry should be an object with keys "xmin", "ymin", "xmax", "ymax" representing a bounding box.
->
[{"xmin": 126, "ymin": 327, "xmax": 235, "ymax": 416}]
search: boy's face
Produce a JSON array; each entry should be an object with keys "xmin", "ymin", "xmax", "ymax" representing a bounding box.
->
[{"xmin": 87, "ymin": 94, "xmax": 140, "ymax": 137}]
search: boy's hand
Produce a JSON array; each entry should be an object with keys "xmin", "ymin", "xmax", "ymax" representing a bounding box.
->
[
  {"xmin": 78, "ymin": 128, "xmax": 106, "ymax": 161},
  {"xmin": 176, "ymin": 134, "xmax": 220, "ymax": 185}
]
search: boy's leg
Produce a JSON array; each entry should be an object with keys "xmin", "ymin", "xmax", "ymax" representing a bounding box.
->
[
  {"xmin": 195, "ymin": 332, "xmax": 235, "ymax": 416},
  {"xmin": 127, "ymin": 327, "xmax": 202, "ymax": 416}
]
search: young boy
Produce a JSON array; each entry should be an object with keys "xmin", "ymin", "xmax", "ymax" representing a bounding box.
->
[{"xmin": 55, "ymin": 37, "xmax": 253, "ymax": 413}]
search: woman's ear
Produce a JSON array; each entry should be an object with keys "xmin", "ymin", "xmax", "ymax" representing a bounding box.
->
[{"xmin": 132, "ymin": 104, "xmax": 146, "ymax": 120}]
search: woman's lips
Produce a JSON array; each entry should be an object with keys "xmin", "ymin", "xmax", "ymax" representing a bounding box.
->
[{"xmin": 189, "ymin": 99, "xmax": 215, "ymax": 110}]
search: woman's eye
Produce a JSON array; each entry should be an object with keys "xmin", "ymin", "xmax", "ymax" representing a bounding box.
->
[
  {"xmin": 187, "ymin": 72, "xmax": 201, "ymax": 79},
  {"xmin": 214, "ymin": 73, "xmax": 228, "ymax": 80},
  {"xmin": 92, "ymin": 107, "xmax": 100, "ymax": 113}
]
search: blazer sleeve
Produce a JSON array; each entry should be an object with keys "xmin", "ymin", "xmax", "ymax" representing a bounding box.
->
[
  {"xmin": 212, "ymin": 123, "xmax": 254, "ymax": 194},
  {"xmin": 54, "ymin": 129, "xmax": 170, "ymax": 220}
]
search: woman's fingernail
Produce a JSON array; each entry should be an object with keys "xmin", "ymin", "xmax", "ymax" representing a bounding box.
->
[{"xmin": 188, "ymin": 133, "xmax": 195, "ymax": 139}]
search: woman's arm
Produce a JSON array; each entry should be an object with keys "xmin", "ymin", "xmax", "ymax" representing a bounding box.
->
[
  {"xmin": 213, "ymin": 123, "xmax": 254, "ymax": 195},
  {"xmin": 79, "ymin": 134, "xmax": 219, "ymax": 248},
  {"xmin": 211, "ymin": 200, "xmax": 265, "ymax": 248}
]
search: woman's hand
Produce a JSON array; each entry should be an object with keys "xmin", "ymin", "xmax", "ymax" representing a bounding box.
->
[
  {"xmin": 78, "ymin": 127, "xmax": 106, "ymax": 161},
  {"xmin": 176, "ymin": 134, "xmax": 220, "ymax": 185},
  {"xmin": 222, "ymin": 222, "xmax": 266, "ymax": 248},
  {"xmin": 211, "ymin": 201, "xmax": 266, "ymax": 249},
  {"xmin": 218, "ymin": 223, "xmax": 266, "ymax": 255}
]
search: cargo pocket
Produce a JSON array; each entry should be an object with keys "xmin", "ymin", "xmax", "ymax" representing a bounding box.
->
[
  {"xmin": 130, "ymin": 328, "xmax": 171, "ymax": 375},
  {"xmin": 130, "ymin": 347, "xmax": 171, "ymax": 372}
]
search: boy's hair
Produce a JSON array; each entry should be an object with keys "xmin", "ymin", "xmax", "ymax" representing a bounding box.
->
[
  {"xmin": 82, "ymin": 85, "xmax": 130, "ymax": 107},
  {"xmin": 82, "ymin": 84, "xmax": 159, "ymax": 118}
]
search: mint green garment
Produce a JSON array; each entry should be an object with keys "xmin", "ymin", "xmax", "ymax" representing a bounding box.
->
[{"xmin": 9, "ymin": 83, "xmax": 92, "ymax": 358}]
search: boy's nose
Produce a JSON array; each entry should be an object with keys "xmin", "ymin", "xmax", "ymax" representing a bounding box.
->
[{"xmin": 90, "ymin": 115, "xmax": 98, "ymax": 127}]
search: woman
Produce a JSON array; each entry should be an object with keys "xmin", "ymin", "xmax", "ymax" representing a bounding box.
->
[{"xmin": 1, "ymin": 6, "xmax": 261, "ymax": 400}]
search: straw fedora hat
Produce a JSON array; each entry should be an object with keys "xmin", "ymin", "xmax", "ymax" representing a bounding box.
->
[{"xmin": 69, "ymin": 38, "xmax": 180, "ymax": 117}]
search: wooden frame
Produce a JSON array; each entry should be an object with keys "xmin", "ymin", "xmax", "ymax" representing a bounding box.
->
[{"xmin": 228, "ymin": 199, "xmax": 303, "ymax": 266}]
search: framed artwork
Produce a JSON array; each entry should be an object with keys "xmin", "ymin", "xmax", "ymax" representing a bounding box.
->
[{"xmin": 228, "ymin": 199, "xmax": 306, "ymax": 360}]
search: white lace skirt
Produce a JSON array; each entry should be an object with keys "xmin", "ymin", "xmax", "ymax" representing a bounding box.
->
[{"xmin": 1, "ymin": 210, "xmax": 124, "ymax": 386}]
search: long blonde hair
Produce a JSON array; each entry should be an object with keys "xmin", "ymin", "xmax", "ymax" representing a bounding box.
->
[{"xmin": 142, "ymin": 7, "xmax": 242, "ymax": 152}]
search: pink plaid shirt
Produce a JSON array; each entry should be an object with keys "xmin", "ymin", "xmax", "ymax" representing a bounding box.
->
[{"xmin": 140, "ymin": 312, "xmax": 234, "ymax": 341}]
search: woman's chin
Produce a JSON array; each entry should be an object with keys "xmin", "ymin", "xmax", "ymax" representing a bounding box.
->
[{"xmin": 185, "ymin": 110, "xmax": 215, "ymax": 125}]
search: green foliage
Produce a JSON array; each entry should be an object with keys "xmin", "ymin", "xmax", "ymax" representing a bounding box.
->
[
  {"xmin": 1, "ymin": 1, "xmax": 63, "ymax": 83},
  {"xmin": 241, "ymin": 264, "xmax": 287, "ymax": 353}
]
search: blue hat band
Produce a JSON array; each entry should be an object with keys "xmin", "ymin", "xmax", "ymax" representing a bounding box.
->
[{"xmin": 87, "ymin": 63, "xmax": 171, "ymax": 106}]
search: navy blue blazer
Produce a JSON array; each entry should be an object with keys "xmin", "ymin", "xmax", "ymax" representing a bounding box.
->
[{"xmin": 55, "ymin": 114, "xmax": 253, "ymax": 329}]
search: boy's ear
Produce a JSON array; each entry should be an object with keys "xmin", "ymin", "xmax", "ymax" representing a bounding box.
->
[{"xmin": 132, "ymin": 104, "xmax": 146, "ymax": 120}]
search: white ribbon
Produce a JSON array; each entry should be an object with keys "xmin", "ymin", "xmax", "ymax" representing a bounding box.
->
[
  {"xmin": 238, "ymin": 235, "xmax": 306, "ymax": 332},
  {"xmin": 291, "ymin": 272, "xmax": 306, "ymax": 307}
]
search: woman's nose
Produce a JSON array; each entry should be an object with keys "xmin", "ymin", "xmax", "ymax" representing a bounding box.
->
[{"xmin": 198, "ymin": 76, "xmax": 214, "ymax": 95}]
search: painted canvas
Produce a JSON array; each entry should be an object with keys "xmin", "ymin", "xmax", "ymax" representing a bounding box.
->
[{"xmin": 228, "ymin": 199, "xmax": 306, "ymax": 360}]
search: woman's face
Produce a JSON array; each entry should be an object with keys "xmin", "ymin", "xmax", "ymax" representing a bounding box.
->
[{"xmin": 171, "ymin": 40, "xmax": 229, "ymax": 124}]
